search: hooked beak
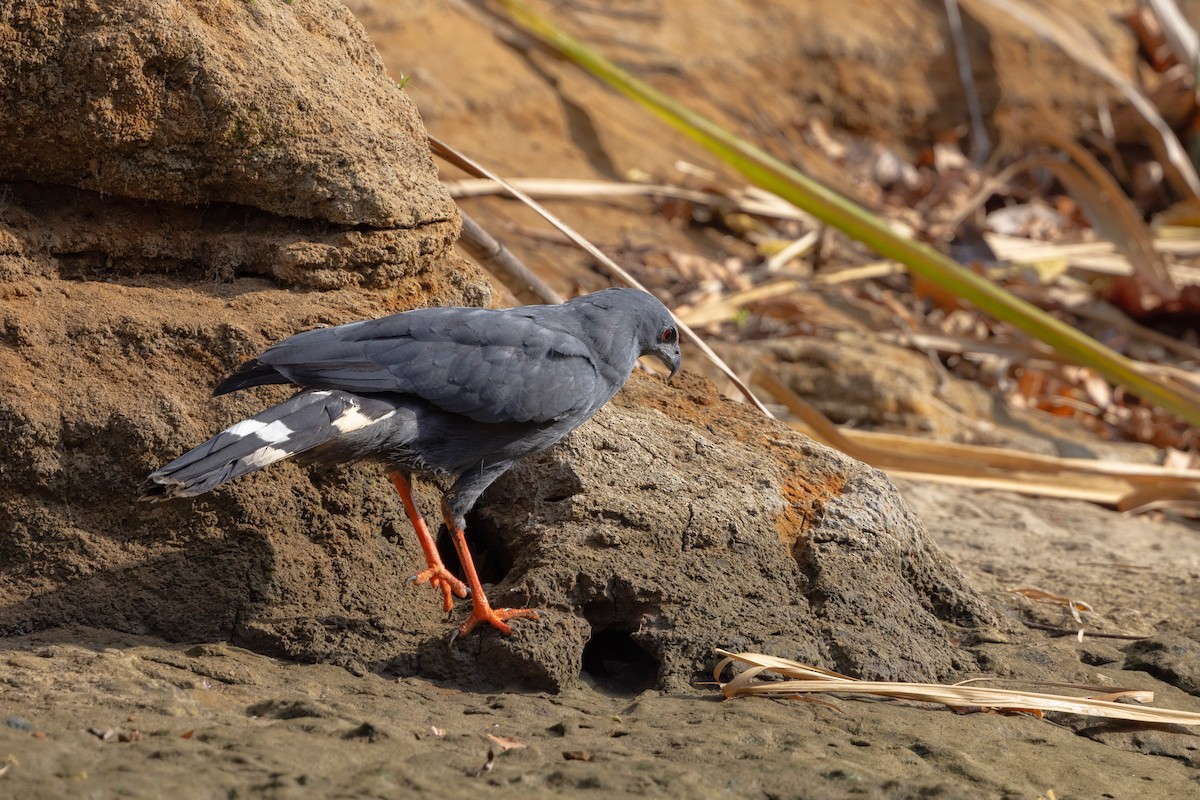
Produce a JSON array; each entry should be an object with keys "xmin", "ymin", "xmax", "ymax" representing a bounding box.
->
[{"xmin": 659, "ymin": 348, "xmax": 682, "ymax": 383}]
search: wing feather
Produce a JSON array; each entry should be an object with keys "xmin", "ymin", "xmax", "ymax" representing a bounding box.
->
[{"xmin": 228, "ymin": 307, "xmax": 601, "ymax": 424}]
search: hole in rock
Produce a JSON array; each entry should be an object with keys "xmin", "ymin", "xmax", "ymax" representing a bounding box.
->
[
  {"xmin": 581, "ymin": 628, "xmax": 659, "ymax": 694},
  {"xmin": 451, "ymin": 508, "xmax": 514, "ymax": 587}
]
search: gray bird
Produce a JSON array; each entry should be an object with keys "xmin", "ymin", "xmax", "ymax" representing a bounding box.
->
[{"xmin": 140, "ymin": 288, "xmax": 681, "ymax": 635}]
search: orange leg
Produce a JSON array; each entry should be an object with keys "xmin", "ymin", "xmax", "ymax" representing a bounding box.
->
[
  {"xmin": 388, "ymin": 471, "xmax": 468, "ymax": 612},
  {"xmin": 440, "ymin": 497, "xmax": 539, "ymax": 636}
]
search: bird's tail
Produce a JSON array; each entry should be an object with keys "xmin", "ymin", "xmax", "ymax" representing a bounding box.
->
[{"xmin": 139, "ymin": 389, "xmax": 386, "ymax": 501}]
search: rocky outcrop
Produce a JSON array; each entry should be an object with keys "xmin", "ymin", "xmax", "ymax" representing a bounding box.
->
[
  {"xmin": 0, "ymin": 0, "xmax": 998, "ymax": 692},
  {"xmin": 0, "ymin": 289, "xmax": 997, "ymax": 690},
  {"xmin": 0, "ymin": 0, "xmax": 460, "ymax": 288}
]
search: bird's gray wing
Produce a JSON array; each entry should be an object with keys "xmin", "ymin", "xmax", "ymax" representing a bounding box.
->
[{"xmin": 219, "ymin": 307, "xmax": 603, "ymax": 425}]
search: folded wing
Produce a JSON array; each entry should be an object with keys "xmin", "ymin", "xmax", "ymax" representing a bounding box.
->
[{"xmin": 215, "ymin": 308, "xmax": 601, "ymax": 425}]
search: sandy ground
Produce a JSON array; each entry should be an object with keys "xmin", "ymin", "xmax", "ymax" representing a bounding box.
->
[{"xmin": 3, "ymin": 481, "xmax": 1199, "ymax": 799}]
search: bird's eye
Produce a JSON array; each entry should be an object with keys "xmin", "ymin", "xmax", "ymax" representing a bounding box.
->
[{"xmin": 659, "ymin": 327, "xmax": 678, "ymax": 344}]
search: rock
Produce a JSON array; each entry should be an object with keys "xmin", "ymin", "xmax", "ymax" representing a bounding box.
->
[
  {"xmin": 0, "ymin": 0, "xmax": 485, "ymax": 674},
  {"xmin": 0, "ymin": 0, "xmax": 460, "ymax": 289},
  {"xmin": 0, "ymin": 181, "xmax": 466, "ymax": 290},
  {"xmin": 1, "ymin": 0, "xmax": 453, "ymax": 228},
  {"xmin": 1124, "ymin": 635, "xmax": 1200, "ymax": 696},
  {"xmin": 1078, "ymin": 721, "xmax": 1200, "ymax": 769},
  {"xmin": 247, "ymin": 699, "xmax": 336, "ymax": 720},
  {"xmin": 0, "ymin": 280, "xmax": 998, "ymax": 691},
  {"xmin": 720, "ymin": 336, "xmax": 1165, "ymax": 464},
  {"xmin": 725, "ymin": 337, "xmax": 995, "ymax": 441},
  {"xmin": 433, "ymin": 374, "xmax": 997, "ymax": 691}
]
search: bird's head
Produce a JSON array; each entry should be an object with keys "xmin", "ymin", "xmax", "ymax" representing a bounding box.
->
[
  {"xmin": 645, "ymin": 315, "xmax": 681, "ymax": 381},
  {"xmin": 573, "ymin": 288, "xmax": 682, "ymax": 381},
  {"xmin": 624, "ymin": 290, "xmax": 681, "ymax": 381}
]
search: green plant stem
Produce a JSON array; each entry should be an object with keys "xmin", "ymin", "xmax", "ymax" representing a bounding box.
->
[{"xmin": 492, "ymin": 0, "xmax": 1200, "ymax": 428}]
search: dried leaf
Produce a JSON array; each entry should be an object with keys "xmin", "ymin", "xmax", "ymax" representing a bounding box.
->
[
  {"xmin": 486, "ymin": 734, "xmax": 526, "ymax": 751},
  {"xmin": 1009, "ymin": 587, "xmax": 1095, "ymax": 615}
]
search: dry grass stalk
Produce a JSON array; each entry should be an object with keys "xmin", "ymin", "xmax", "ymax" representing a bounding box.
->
[
  {"xmin": 714, "ymin": 650, "xmax": 1200, "ymax": 725},
  {"xmin": 676, "ymin": 280, "xmax": 806, "ymax": 328},
  {"xmin": 456, "ymin": 210, "xmax": 565, "ymax": 306},
  {"xmin": 442, "ymin": 177, "xmax": 813, "ymax": 222},
  {"xmin": 984, "ymin": 229, "xmax": 1200, "ymax": 276},
  {"xmin": 753, "ymin": 368, "xmax": 1200, "ymax": 515}
]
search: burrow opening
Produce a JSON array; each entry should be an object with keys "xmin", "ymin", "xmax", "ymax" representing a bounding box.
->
[{"xmin": 581, "ymin": 627, "xmax": 659, "ymax": 694}]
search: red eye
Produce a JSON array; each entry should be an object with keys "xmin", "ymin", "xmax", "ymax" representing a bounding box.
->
[{"xmin": 659, "ymin": 327, "xmax": 678, "ymax": 344}]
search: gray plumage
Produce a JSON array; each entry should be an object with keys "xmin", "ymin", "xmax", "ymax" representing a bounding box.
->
[{"xmin": 140, "ymin": 288, "xmax": 681, "ymax": 529}]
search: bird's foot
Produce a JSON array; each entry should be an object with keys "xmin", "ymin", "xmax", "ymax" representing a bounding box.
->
[
  {"xmin": 456, "ymin": 600, "xmax": 540, "ymax": 637},
  {"xmin": 409, "ymin": 566, "xmax": 469, "ymax": 613}
]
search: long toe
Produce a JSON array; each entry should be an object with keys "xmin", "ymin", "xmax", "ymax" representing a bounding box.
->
[
  {"xmin": 458, "ymin": 604, "xmax": 541, "ymax": 637},
  {"xmin": 411, "ymin": 566, "xmax": 469, "ymax": 612}
]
